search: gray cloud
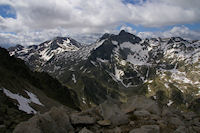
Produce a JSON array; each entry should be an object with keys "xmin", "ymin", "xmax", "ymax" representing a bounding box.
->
[
  {"xmin": 0, "ymin": 29, "xmax": 102, "ymax": 48},
  {"xmin": 1, "ymin": 25, "xmax": 200, "ymax": 48},
  {"xmin": 162, "ymin": 26, "xmax": 200, "ymax": 40},
  {"xmin": 1, "ymin": 0, "xmax": 200, "ymax": 32},
  {"xmin": 0, "ymin": 0, "xmax": 200, "ymax": 47},
  {"xmin": 120, "ymin": 25, "xmax": 137, "ymax": 34},
  {"xmin": 138, "ymin": 26, "xmax": 200, "ymax": 40}
]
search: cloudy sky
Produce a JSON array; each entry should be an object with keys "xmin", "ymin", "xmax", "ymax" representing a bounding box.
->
[{"xmin": 0, "ymin": 0, "xmax": 200, "ymax": 47}]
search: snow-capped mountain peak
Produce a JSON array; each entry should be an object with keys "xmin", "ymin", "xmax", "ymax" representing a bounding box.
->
[
  {"xmin": 8, "ymin": 37, "xmax": 82, "ymax": 69},
  {"xmin": 37, "ymin": 37, "xmax": 81, "ymax": 61}
]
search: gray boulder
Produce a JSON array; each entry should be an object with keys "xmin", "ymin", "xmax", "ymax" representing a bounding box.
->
[
  {"xmin": 97, "ymin": 120, "xmax": 111, "ymax": 126},
  {"xmin": 141, "ymin": 125, "xmax": 160, "ymax": 133},
  {"xmin": 192, "ymin": 118, "xmax": 200, "ymax": 126},
  {"xmin": 129, "ymin": 128, "xmax": 148, "ymax": 133},
  {"xmin": 13, "ymin": 107, "xmax": 74, "ymax": 133},
  {"xmin": 161, "ymin": 107, "xmax": 173, "ymax": 117},
  {"xmin": 182, "ymin": 112, "xmax": 197, "ymax": 121},
  {"xmin": 79, "ymin": 127, "xmax": 93, "ymax": 133},
  {"xmin": 150, "ymin": 114, "xmax": 161, "ymax": 121},
  {"xmin": 168, "ymin": 117, "xmax": 184, "ymax": 127},
  {"xmin": 174, "ymin": 126, "xmax": 187, "ymax": 133},
  {"xmin": 121, "ymin": 96, "xmax": 161, "ymax": 115},
  {"xmin": 99, "ymin": 100, "xmax": 129, "ymax": 126},
  {"xmin": 130, "ymin": 125, "xmax": 160, "ymax": 133},
  {"xmin": 70, "ymin": 114, "xmax": 96, "ymax": 125},
  {"xmin": 134, "ymin": 110, "xmax": 150, "ymax": 118},
  {"xmin": 48, "ymin": 107, "xmax": 74, "ymax": 131}
]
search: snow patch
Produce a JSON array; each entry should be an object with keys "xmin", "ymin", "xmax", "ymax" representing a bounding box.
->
[
  {"xmin": 58, "ymin": 40, "xmax": 79, "ymax": 51},
  {"xmin": 40, "ymin": 48, "xmax": 54, "ymax": 61},
  {"xmin": 107, "ymin": 71, "xmax": 118, "ymax": 82},
  {"xmin": 171, "ymin": 70, "xmax": 193, "ymax": 84},
  {"xmin": 120, "ymin": 60, "xmax": 126, "ymax": 66},
  {"xmin": 80, "ymin": 66, "xmax": 84, "ymax": 70},
  {"xmin": 153, "ymin": 96, "xmax": 157, "ymax": 100},
  {"xmin": 115, "ymin": 67, "xmax": 124, "ymax": 81},
  {"xmin": 25, "ymin": 90, "xmax": 44, "ymax": 106},
  {"xmin": 164, "ymin": 83, "xmax": 169, "ymax": 88},
  {"xmin": 148, "ymin": 80, "xmax": 153, "ymax": 83},
  {"xmin": 112, "ymin": 41, "xmax": 118, "ymax": 45},
  {"xmin": 82, "ymin": 68, "xmax": 87, "ymax": 73},
  {"xmin": 2, "ymin": 88, "xmax": 42, "ymax": 114},
  {"xmin": 82, "ymin": 97, "xmax": 86, "ymax": 104},
  {"xmin": 72, "ymin": 74, "xmax": 77, "ymax": 83},
  {"xmin": 167, "ymin": 100, "xmax": 173, "ymax": 106},
  {"xmin": 97, "ymin": 58, "xmax": 109, "ymax": 63},
  {"xmin": 148, "ymin": 85, "xmax": 151, "ymax": 92},
  {"xmin": 90, "ymin": 60, "xmax": 97, "ymax": 67},
  {"xmin": 69, "ymin": 67, "xmax": 75, "ymax": 71},
  {"xmin": 66, "ymin": 38, "xmax": 70, "ymax": 43},
  {"xmin": 120, "ymin": 42, "xmax": 149, "ymax": 65}
]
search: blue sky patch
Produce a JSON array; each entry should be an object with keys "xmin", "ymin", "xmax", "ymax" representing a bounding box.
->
[
  {"xmin": 118, "ymin": 22, "xmax": 200, "ymax": 33},
  {"xmin": 0, "ymin": 4, "xmax": 16, "ymax": 19},
  {"xmin": 122, "ymin": 0, "xmax": 147, "ymax": 5}
]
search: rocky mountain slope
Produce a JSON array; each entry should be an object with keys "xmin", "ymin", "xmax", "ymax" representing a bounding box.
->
[
  {"xmin": 0, "ymin": 47, "xmax": 80, "ymax": 132},
  {"xmin": 13, "ymin": 96, "xmax": 200, "ymax": 133},
  {"xmin": 9, "ymin": 30, "xmax": 200, "ymax": 112}
]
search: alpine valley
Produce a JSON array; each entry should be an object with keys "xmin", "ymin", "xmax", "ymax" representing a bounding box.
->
[{"xmin": 1, "ymin": 30, "xmax": 200, "ymax": 133}]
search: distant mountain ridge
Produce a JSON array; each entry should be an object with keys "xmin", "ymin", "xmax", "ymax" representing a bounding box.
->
[
  {"xmin": 9, "ymin": 31, "xmax": 200, "ymax": 112},
  {"xmin": 8, "ymin": 37, "xmax": 82, "ymax": 70}
]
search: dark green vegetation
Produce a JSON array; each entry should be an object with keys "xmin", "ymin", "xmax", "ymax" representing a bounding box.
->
[{"xmin": 57, "ymin": 61, "xmax": 125, "ymax": 108}]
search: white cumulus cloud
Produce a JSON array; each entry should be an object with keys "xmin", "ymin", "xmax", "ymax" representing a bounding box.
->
[{"xmin": 0, "ymin": 0, "xmax": 200, "ymax": 47}]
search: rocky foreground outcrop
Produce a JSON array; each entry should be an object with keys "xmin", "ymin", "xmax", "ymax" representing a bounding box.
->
[{"xmin": 13, "ymin": 96, "xmax": 200, "ymax": 133}]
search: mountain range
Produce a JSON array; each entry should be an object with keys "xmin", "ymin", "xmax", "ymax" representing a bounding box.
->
[
  {"xmin": 8, "ymin": 30, "xmax": 200, "ymax": 110},
  {"xmin": 0, "ymin": 30, "xmax": 200, "ymax": 132}
]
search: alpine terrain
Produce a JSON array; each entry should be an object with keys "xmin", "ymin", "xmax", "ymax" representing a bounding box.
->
[
  {"xmin": 1, "ymin": 30, "xmax": 200, "ymax": 133},
  {"xmin": 9, "ymin": 30, "xmax": 200, "ymax": 110}
]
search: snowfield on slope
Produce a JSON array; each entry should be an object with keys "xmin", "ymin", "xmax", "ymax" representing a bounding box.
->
[
  {"xmin": 120, "ymin": 42, "xmax": 149, "ymax": 65},
  {"xmin": 1, "ymin": 88, "xmax": 43, "ymax": 114}
]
